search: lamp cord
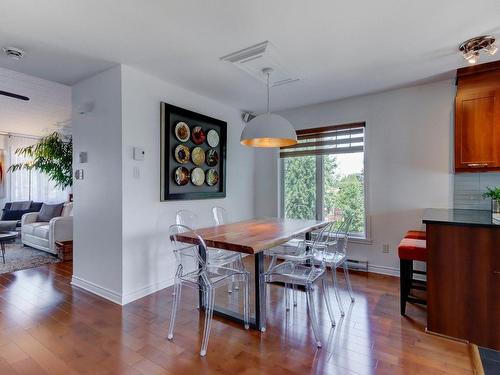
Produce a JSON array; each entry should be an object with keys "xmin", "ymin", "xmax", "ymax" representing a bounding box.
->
[{"xmin": 266, "ymin": 71, "xmax": 270, "ymax": 114}]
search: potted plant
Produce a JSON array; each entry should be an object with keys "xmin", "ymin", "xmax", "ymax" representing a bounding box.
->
[
  {"xmin": 482, "ymin": 186, "xmax": 500, "ymax": 215},
  {"xmin": 8, "ymin": 132, "xmax": 72, "ymax": 199}
]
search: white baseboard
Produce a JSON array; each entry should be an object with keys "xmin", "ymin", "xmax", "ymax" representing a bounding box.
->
[
  {"xmin": 71, "ymin": 276, "xmax": 123, "ymax": 305},
  {"xmin": 121, "ymin": 277, "xmax": 175, "ymax": 305},
  {"xmin": 71, "ymin": 264, "xmax": 401, "ymax": 307},
  {"xmin": 366, "ymin": 264, "xmax": 400, "ymax": 277},
  {"xmin": 71, "ymin": 275, "xmax": 175, "ymax": 305}
]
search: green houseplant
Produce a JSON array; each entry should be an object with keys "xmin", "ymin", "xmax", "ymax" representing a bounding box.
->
[
  {"xmin": 482, "ymin": 187, "xmax": 500, "ymax": 214},
  {"xmin": 8, "ymin": 132, "xmax": 73, "ymax": 190}
]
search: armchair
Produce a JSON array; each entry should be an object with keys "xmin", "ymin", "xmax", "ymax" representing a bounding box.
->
[{"xmin": 21, "ymin": 203, "xmax": 73, "ymax": 255}]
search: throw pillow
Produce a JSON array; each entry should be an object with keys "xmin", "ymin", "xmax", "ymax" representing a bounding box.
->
[
  {"xmin": 10, "ymin": 201, "xmax": 32, "ymax": 210},
  {"xmin": 37, "ymin": 203, "xmax": 64, "ymax": 222},
  {"xmin": 1, "ymin": 209, "xmax": 31, "ymax": 221}
]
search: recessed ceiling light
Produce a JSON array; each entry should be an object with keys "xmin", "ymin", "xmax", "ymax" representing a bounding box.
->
[
  {"xmin": 2, "ymin": 46, "xmax": 25, "ymax": 60},
  {"xmin": 459, "ymin": 35, "xmax": 496, "ymax": 64}
]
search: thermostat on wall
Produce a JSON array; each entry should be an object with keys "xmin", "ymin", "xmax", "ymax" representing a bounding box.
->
[{"xmin": 133, "ymin": 147, "xmax": 145, "ymax": 161}]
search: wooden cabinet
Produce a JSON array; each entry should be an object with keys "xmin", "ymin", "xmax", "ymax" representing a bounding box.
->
[
  {"xmin": 455, "ymin": 61, "xmax": 500, "ymax": 172},
  {"xmin": 426, "ymin": 223, "xmax": 500, "ymax": 350}
]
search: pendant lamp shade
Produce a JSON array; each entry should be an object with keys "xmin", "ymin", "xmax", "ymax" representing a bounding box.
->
[
  {"xmin": 240, "ymin": 113, "xmax": 297, "ymax": 147},
  {"xmin": 240, "ymin": 67, "xmax": 297, "ymax": 148}
]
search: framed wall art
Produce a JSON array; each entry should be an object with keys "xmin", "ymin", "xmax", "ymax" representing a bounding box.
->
[{"xmin": 161, "ymin": 102, "xmax": 227, "ymax": 201}]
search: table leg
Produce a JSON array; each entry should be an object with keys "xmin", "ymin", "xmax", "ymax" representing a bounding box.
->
[
  {"xmin": 305, "ymin": 231, "xmax": 312, "ymax": 265},
  {"xmin": 1, "ymin": 242, "xmax": 5, "ymax": 264},
  {"xmin": 197, "ymin": 246, "xmax": 265, "ymax": 331},
  {"xmin": 198, "ymin": 244, "xmax": 207, "ymax": 309},
  {"xmin": 254, "ymin": 252, "xmax": 264, "ymax": 332}
]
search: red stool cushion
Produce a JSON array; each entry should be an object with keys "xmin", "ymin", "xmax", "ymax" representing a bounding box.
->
[
  {"xmin": 405, "ymin": 230, "xmax": 426, "ymax": 240},
  {"xmin": 398, "ymin": 238, "xmax": 427, "ymax": 262}
]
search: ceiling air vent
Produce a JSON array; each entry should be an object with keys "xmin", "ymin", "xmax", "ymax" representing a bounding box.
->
[
  {"xmin": 220, "ymin": 41, "xmax": 299, "ymax": 87},
  {"xmin": 2, "ymin": 46, "xmax": 25, "ymax": 60}
]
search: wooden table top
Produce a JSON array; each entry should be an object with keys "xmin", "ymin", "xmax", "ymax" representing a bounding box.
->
[{"xmin": 175, "ymin": 218, "xmax": 328, "ymax": 254}]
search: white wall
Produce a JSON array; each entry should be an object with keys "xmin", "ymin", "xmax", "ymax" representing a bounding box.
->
[
  {"xmin": 255, "ymin": 79, "xmax": 456, "ymax": 274},
  {"xmin": 71, "ymin": 66, "xmax": 124, "ymax": 301},
  {"xmin": 120, "ymin": 66, "xmax": 255, "ymax": 303},
  {"xmin": 71, "ymin": 65, "xmax": 255, "ymax": 304}
]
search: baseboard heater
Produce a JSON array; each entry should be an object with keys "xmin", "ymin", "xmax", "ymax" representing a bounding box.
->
[{"xmin": 346, "ymin": 258, "xmax": 369, "ymax": 272}]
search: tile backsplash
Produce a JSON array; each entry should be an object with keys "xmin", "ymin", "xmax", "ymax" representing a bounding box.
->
[{"xmin": 454, "ymin": 173, "xmax": 500, "ymax": 210}]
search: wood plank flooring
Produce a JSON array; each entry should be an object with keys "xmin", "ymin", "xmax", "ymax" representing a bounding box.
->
[{"xmin": 0, "ymin": 261, "xmax": 474, "ymax": 375}]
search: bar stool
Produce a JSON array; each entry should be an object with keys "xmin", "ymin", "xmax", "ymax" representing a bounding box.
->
[
  {"xmin": 404, "ymin": 230, "xmax": 426, "ymax": 240},
  {"xmin": 398, "ymin": 235, "xmax": 427, "ymax": 315}
]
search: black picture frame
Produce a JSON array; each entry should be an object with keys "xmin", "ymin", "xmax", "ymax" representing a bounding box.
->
[{"xmin": 161, "ymin": 102, "xmax": 227, "ymax": 201}]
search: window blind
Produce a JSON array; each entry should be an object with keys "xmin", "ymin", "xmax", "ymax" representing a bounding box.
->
[{"xmin": 280, "ymin": 122, "xmax": 365, "ymax": 158}]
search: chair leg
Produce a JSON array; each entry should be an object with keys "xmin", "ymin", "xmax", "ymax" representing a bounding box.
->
[
  {"xmin": 243, "ymin": 273, "xmax": 249, "ymax": 330},
  {"xmin": 227, "ymin": 261, "xmax": 233, "ymax": 293},
  {"xmin": 284, "ymin": 283, "xmax": 290, "ymax": 311},
  {"xmin": 200, "ymin": 288, "xmax": 214, "ymax": 357},
  {"xmin": 1, "ymin": 243, "xmax": 5, "ymax": 264},
  {"xmin": 260, "ymin": 274, "xmax": 267, "ymax": 332},
  {"xmin": 267, "ymin": 255, "xmax": 277, "ymax": 272},
  {"xmin": 293, "ymin": 284, "xmax": 298, "ymax": 307},
  {"xmin": 332, "ymin": 265, "xmax": 345, "ymax": 317},
  {"xmin": 306, "ymin": 285, "xmax": 322, "ymax": 348},
  {"xmin": 400, "ymin": 259, "xmax": 410, "ymax": 316},
  {"xmin": 321, "ymin": 278, "xmax": 336, "ymax": 327},
  {"xmin": 167, "ymin": 282, "xmax": 181, "ymax": 340},
  {"xmin": 342, "ymin": 262, "xmax": 355, "ymax": 302}
]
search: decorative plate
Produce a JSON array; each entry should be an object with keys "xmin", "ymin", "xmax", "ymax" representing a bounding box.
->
[
  {"xmin": 207, "ymin": 129, "xmax": 219, "ymax": 147},
  {"xmin": 173, "ymin": 167, "xmax": 190, "ymax": 186},
  {"xmin": 191, "ymin": 126, "xmax": 206, "ymax": 145},
  {"xmin": 174, "ymin": 144, "xmax": 190, "ymax": 164},
  {"xmin": 206, "ymin": 149, "xmax": 219, "ymax": 167},
  {"xmin": 191, "ymin": 167, "xmax": 205, "ymax": 186},
  {"xmin": 174, "ymin": 121, "xmax": 190, "ymax": 142},
  {"xmin": 206, "ymin": 169, "xmax": 219, "ymax": 186},
  {"xmin": 191, "ymin": 147, "xmax": 205, "ymax": 166}
]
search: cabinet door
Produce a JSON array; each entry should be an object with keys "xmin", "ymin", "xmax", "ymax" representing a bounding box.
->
[{"xmin": 455, "ymin": 90, "xmax": 499, "ymax": 171}]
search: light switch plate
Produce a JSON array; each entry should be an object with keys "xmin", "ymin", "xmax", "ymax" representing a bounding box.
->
[
  {"xmin": 79, "ymin": 152, "xmax": 88, "ymax": 163},
  {"xmin": 75, "ymin": 169, "xmax": 84, "ymax": 180},
  {"xmin": 133, "ymin": 166, "xmax": 140, "ymax": 179},
  {"xmin": 133, "ymin": 147, "xmax": 145, "ymax": 161}
]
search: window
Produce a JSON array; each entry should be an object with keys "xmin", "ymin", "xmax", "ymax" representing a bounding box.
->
[
  {"xmin": 8, "ymin": 136, "xmax": 68, "ymax": 203},
  {"xmin": 280, "ymin": 123, "xmax": 367, "ymax": 238}
]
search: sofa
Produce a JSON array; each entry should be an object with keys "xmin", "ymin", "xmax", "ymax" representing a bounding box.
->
[
  {"xmin": 1, "ymin": 201, "xmax": 43, "ymax": 229},
  {"xmin": 21, "ymin": 202, "xmax": 73, "ymax": 255}
]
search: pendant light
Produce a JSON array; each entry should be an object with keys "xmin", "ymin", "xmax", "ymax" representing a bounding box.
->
[{"xmin": 240, "ymin": 68, "xmax": 297, "ymax": 147}]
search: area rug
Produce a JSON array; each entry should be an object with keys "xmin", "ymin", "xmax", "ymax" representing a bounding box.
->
[{"xmin": 0, "ymin": 242, "xmax": 60, "ymax": 275}]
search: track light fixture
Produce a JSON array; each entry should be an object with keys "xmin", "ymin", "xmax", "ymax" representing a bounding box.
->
[{"xmin": 459, "ymin": 35, "xmax": 497, "ymax": 64}]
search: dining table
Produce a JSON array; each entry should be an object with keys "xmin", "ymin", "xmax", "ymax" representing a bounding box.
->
[{"xmin": 174, "ymin": 217, "xmax": 328, "ymax": 331}]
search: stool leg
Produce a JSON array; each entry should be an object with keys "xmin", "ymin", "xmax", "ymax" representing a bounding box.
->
[{"xmin": 400, "ymin": 259, "xmax": 410, "ymax": 316}]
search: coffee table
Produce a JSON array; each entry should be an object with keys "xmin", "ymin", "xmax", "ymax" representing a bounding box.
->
[{"xmin": 0, "ymin": 231, "xmax": 18, "ymax": 264}]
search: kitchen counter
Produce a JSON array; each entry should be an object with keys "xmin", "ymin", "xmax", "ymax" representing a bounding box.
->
[
  {"xmin": 423, "ymin": 208, "xmax": 500, "ymax": 228},
  {"xmin": 423, "ymin": 209, "xmax": 500, "ymax": 350}
]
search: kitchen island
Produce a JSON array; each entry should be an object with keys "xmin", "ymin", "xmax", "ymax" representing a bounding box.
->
[{"xmin": 423, "ymin": 208, "xmax": 500, "ymax": 350}]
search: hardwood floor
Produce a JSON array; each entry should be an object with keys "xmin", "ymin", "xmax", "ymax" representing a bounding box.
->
[{"xmin": 0, "ymin": 261, "xmax": 474, "ymax": 375}]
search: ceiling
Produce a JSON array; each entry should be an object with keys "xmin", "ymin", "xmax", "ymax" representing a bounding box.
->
[
  {"xmin": 0, "ymin": 67, "xmax": 71, "ymax": 136},
  {"xmin": 0, "ymin": 0, "xmax": 499, "ymax": 113}
]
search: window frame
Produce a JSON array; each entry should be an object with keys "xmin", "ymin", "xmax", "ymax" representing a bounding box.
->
[{"xmin": 279, "ymin": 122, "xmax": 371, "ymax": 243}]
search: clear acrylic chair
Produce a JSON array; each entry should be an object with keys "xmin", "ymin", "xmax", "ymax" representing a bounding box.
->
[
  {"xmin": 260, "ymin": 222, "xmax": 336, "ymax": 348},
  {"xmin": 313, "ymin": 216, "xmax": 355, "ymax": 317},
  {"xmin": 211, "ymin": 206, "xmax": 247, "ymax": 293},
  {"xmin": 176, "ymin": 209, "xmax": 244, "ymax": 268},
  {"xmin": 212, "ymin": 206, "xmax": 229, "ymax": 226},
  {"xmin": 167, "ymin": 224, "xmax": 249, "ymax": 357},
  {"xmin": 264, "ymin": 203, "xmax": 312, "ymax": 272}
]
